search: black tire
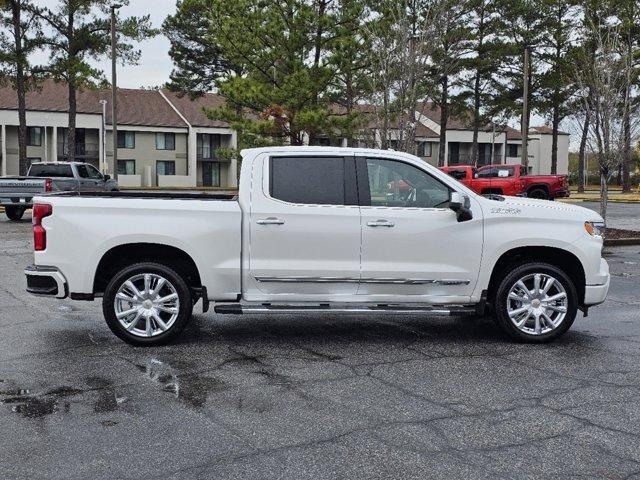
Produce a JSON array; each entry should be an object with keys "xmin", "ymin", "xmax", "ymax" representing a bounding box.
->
[
  {"xmin": 5, "ymin": 206, "xmax": 26, "ymax": 221},
  {"xmin": 528, "ymin": 188, "xmax": 549, "ymax": 200},
  {"xmin": 492, "ymin": 262, "xmax": 578, "ymax": 343},
  {"xmin": 102, "ymin": 262, "xmax": 193, "ymax": 346}
]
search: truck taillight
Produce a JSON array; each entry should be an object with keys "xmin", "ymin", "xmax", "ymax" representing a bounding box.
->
[
  {"xmin": 32, "ymin": 203, "xmax": 52, "ymax": 251},
  {"xmin": 45, "ymin": 178, "xmax": 52, "ymax": 192}
]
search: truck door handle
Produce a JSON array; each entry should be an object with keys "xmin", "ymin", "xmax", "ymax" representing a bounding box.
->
[
  {"xmin": 257, "ymin": 217, "xmax": 285, "ymax": 225},
  {"xmin": 367, "ymin": 219, "xmax": 395, "ymax": 227}
]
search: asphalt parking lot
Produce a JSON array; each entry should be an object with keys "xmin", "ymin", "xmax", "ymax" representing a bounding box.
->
[{"xmin": 1, "ymin": 213, "xmax": 640, "ymax": 480}]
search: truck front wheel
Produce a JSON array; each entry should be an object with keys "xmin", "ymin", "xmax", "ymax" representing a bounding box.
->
[
  {"xmin": 103, "ymin": 262, "xmax": 193, "ymax": 346},
  {"xmin": 5, "ymin": 206, "xmax": 26, "ymax": 221},
  {"xmin": 492, "ymin": 263, "xmax": 578, "ymax": 343}
]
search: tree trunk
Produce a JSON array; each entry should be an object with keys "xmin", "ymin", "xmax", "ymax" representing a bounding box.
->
[
  {"xmin": 550, "ymin": 101, "xmax": 559, "ymax": 174},
  {"xmin": 470, "ymin": 71, "xmax": 481, "ymax": 166},
  {"xmin": 599, "ymin": 166, "xmax": 608, "ymax": 223},
  {"xmin": 621, "ymin": 84, "xmax": 632, "ymax": 192},
  {"xmin": 577, "ymin": 110, "xmax": 589, "ymax": 193},
  {"xmin": 437, "ymin": 75, "xmax": 448, "ymax": 167},
  {"xmin": 67, "ymin": 80, "xmax": 76, "ymax": 162},
  {"xmin": 11, "ymin": 1, "xmax": 28, "ymax": 174}
]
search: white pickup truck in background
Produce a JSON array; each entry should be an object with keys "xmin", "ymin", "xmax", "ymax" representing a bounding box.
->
[
  {"xmin": 0, "ymin": 161, "xmax": 118, "ymax": 221},
  {"xmin": 25, "ymin": 147, "xmax": 610, "ymax": 345}
]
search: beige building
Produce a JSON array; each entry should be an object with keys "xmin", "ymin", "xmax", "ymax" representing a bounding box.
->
[
  {"xmin": 322, "ymin": 103, "xmax": 570, "ymax": 175},
  {"xmin": 0, "ymin": 80, "xmax": 237, "ymax": 187}
]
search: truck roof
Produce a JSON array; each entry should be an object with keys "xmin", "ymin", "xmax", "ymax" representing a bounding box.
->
[
  {"xmin": 240, "ymin": 146, "xmax": 420, "ymax": 159},
  {"xmin": 29, "ymin": 161, "xmax": 86, "ymax": 166}
]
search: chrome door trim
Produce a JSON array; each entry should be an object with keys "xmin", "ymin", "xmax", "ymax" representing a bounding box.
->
[{"xmin": 254, "ymin": 276, "xmax": 470, "ymax": 285}]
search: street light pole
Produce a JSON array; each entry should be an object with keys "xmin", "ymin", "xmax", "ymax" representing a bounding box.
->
[{"xmin": 111, "ymin": 4, "xmax": 122, "ymax": 179}]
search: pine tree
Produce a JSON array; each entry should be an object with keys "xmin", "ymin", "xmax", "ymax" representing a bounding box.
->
[
  {"xmin": 537, "ymin": 0, "xmax": 579, "ymax": 174},
  {"xmin": 32, "ymin": 0, "xmax": 155, "ymax": 162},
  {"xmin": 0, "ymin": 0, "xmax": 42, "ymax": 174}
]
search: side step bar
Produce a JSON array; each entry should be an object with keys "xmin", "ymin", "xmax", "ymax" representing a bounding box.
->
[{"xmin": 213, "ymin": 303, "xmax": 478, "ymax": 316}]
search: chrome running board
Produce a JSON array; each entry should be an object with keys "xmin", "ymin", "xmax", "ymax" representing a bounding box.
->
[{"xmin": 213, "ymin": 303, "xmax": 477, "ymax": 316}]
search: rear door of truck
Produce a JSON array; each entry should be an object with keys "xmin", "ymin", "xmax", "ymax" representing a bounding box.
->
[{"xmin": 246, "ymin": 153, "xmax": 361, "ymax": 299}]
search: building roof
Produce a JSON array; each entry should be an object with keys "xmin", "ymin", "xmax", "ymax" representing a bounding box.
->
[
  {"xmin": 160, "ymin": 89, "xmax": 230, "ymax": 128},
  {"xmin": 0, "ymin": 79, "xmax": 231, "ymax": 129},
  {"xmin": 531, "ymin": 125, "xmax": 569, "ymax": 135},
  {"xmin": 506, "ymin": 125, "xmax": 569, "ymax": 140}
]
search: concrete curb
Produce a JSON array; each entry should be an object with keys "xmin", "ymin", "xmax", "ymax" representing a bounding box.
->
[{"xmin": 604, "ymin": 238, "xmax": 640, "ymax": 246}]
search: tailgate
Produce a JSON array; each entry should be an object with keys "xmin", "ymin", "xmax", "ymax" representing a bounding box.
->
[{"xmin": 0, "ymin": 177, "xmax": 46, "ymax": 195}]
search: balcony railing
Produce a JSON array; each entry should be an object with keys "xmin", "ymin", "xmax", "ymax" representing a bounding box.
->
[{"xmin": 57, "ymin": 142, "xmax": 99, "ymax": 159}]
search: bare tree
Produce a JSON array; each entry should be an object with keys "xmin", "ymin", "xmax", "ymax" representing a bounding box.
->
[
  {"xmin": 574, "ymin": 21, "xmax": 640, "ymax": 221},
  {"xmin": 363, "ymin": 0, "xmax": 444, "ymax": 154}
]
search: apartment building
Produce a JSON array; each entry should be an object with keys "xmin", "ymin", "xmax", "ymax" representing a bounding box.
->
[
  {"xmin": 321, "ymin": 103, "xmax": 570, "ymax": 175},
  {"xmin": 0, "ymin": 80, "xmax": 237, "ymax": 187}
]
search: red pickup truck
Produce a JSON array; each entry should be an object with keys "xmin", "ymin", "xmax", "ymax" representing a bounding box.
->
[
  {"xmin": 440, "ymin": 164, "xmax": 570, "ymax": 200},
  {"xmin": 440, "ymin": 165, "xmax": 525, "ymax": 197}
]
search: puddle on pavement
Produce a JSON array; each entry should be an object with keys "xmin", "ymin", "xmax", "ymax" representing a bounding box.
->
[
  {"xmin": 137, "ymin": 358, "xmax": 227, "ymax": 409},
  {"xmin": 1, "ymin": 359, "xmax": 226, "ymax": 419},
  {"xmin": 0, "ymin": 377, "xmax": 124, "ymax": 419},
  {"xmin": 0, "ymin": 385, "xmax": 80, "ymax": 419}
]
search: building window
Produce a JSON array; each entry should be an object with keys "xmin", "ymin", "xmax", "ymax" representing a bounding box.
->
[
  {"xmin": 507, "ymin": 144, "xmax": 518, "ymax": 157},
  {"xmin": 117, "ymin": 131, "xmax": 135, "ymax": 149},
  {"xmin": 118, "ymin": 159, "xmax": 136, "ymax": 175},
  {"xmin": 156, "ymin": 132, "xmax": 175, "ymax": 150},
  {"xmin": 157, "ymin": 160, "xmax": 176, "ymax": 176},
  {"xmin": 197, "ymin": 133, "xmax": 221, "ymax": 159},
  {"xmin": 416, "ymin": 142, "xmax": 432, "ymax": 157},
  {"xmin": 27, "ymin": 127, "xmax": 42, "ymax": 146}
]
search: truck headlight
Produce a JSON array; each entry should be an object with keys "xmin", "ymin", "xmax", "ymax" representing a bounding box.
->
[{"xmin": 585, "ymin": 221, "xmax": 606, "ymax": 237}]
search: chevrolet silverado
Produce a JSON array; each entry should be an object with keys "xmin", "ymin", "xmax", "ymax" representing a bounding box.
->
[{"xmin": 24, "ymin": 147, "xmax": 609, "ymax": 345}]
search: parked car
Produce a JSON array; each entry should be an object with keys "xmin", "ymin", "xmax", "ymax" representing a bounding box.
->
[
  {"xmin": 24, "ymin": 147, "xmax": 609, "ymax": 346},
  {"xmin": 0, "ymin": 162, "xmax": 118, "ymax": 221},
  {"xmin": 477, "ymin": 164, "xmax": 570, "ymax": 200},
  {"xmin": 440, "ymin": 165, "xmax": 526, "ymax": 197}
]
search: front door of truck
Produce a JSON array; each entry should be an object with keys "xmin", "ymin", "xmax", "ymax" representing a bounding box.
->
[
  {"xmin": 357, "ymin": 156, "xmax": 483, "ymax": 303},
  {"xmin": 247, "ymin": 154, "xmax": 361, "ymax": 301}
]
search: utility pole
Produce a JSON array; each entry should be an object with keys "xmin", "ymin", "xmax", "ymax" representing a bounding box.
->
[
  {"xmin": 100, "ymin": 99, "xmax": 107, "ymax": 174},
  {"xmin": 111, "ymin": 4, "xmax": 122, "ymax": 179},
  {"xmin": 521, "ymin": 46, "xmax": 530, "ymax": 169}
]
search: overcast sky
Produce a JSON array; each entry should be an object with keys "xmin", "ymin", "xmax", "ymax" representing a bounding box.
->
[{"xmin": 29, "ymin": 0, "xmax": 176, "ymax": 89}]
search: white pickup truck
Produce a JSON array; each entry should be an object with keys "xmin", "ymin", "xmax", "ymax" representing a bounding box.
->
[{"xmin": 25, "ymin": 147, "xmax": 610, "ymax": 345}]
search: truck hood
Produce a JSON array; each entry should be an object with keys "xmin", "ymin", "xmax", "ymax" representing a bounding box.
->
[{"xmin": 482, "ymin": 195, "xmax": 604, "ymax": 223}]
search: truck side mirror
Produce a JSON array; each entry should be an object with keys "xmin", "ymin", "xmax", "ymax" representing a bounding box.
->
[
  {"xmin": 103, "ymin": 174, "xmax": 111, "ymax": 181},
  {"xmin": 449, "ymin": 192, "xmax": 473, "ymax": 222}
]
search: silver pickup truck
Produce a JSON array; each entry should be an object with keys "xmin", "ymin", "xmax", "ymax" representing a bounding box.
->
[{"xmin": 0, "ymin": 162, "xmax": 118, "ymax": 221}]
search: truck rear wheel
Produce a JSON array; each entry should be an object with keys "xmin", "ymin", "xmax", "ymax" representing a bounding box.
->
[
  {"xmin": 528, "ymin": 188, "xmax": 549, "ymax": 200},
  {"xmin": 102, "ymin": 262, "xmax": 193, "ymax": 346},
  {"xmin": 5, "ymin": 206, "xmax": 26, "ymax": 221},
  {"xmin": 492, "ymin": 262, "xmax": 577, "ymax": 343}
]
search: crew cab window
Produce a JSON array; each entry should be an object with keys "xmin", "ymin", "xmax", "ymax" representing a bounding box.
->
[
  {"xmin": 365, "ymin": 158, "xmax": 450, "ymax": 208},
  {"xmin": 76, "ymin": 165, "xmax": 90, "ymax": 178},
  {"xmin": 447, "ymin": 169, "xmax": 468, "ymax": 180},
  {"xmin": 86, "ymin": 165, "xmax": 103, "ymax": 179},
  {"xmin": 270, "ymin": 156, "xmax": 351, "ymax": 205},
  {"xmin": 28, "ymin": 164, "xmax": 73, "ymax": 178},
  {"xmin": 477, "ymin": 167, "xmax": 515, "ymax": 178}
]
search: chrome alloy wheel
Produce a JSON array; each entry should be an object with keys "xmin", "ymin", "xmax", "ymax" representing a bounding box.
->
[
  {"xmin": 506, "ymin": 273, "xmax": 568, "ymax": 335},
  {"xmin": 114, "ymin": 273, "xmax": 180, "ymax": 338}
]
